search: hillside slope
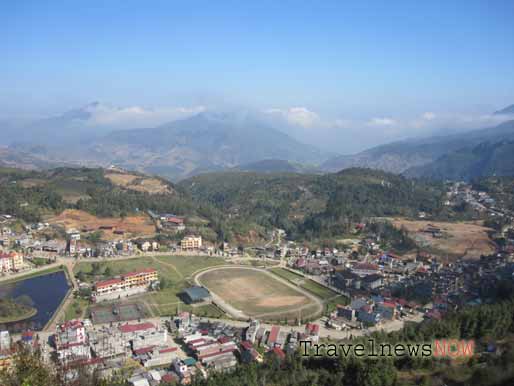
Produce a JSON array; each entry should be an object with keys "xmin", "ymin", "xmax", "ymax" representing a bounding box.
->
[
  {"xmin": 0, "ymin": 167, "xmax": 193, "ymax": 223},
  {"xmin": 90, "ymin": 112, "xmax": 323, "ymax": 180},
  {"xmin": 180, "ymin": 168, "xmax": 446, "ymax": 239},
  {"xmin": 322, "ymin": 120, "xmax": 514, "ymax": 175},
  {"xmin": 405, "ymin": 140, "xmax": 514, "ymax": 180}
]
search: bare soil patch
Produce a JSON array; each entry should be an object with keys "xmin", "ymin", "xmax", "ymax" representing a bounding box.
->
[
  {"xmin": 47, "ymin": 209, "xmax": 156, "ymax": 240},
  {"xmin": 390, "ymin": 218, "xmax": 495, "ymax": 260},
  {"xmin": 105, "ymin": 172, "xmax": 172, "ymax": 194},
  {"xmin": 199, "ymin": 267, "xmax": 315, "ymax": 317}
]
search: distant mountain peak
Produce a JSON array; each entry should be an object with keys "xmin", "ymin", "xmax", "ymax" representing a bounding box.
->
[{"xmin": 494, "ymin": 104, "xmax": 514, "ymax": 115}]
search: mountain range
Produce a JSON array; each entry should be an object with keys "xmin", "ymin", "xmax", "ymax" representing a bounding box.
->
[
  {"xmin": 322, "ymin": 119, "xmax": 514, "ymax": 180},
  {"xmin": 88, "ymin": 112, "xmax": 324, "ymax": 179},
  {"xmin": 2, "ymin": 103, "xmax": 514, "ymax": 181}
]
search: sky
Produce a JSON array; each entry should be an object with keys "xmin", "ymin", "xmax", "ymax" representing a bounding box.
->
[{"xmin": 1, "ymin": 0, "xmax": 514, "ymax": 152}]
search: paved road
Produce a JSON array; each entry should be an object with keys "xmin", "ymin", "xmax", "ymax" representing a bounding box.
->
[{"xmin": 198, "ymin": 311, "xmax": 424, "ymax": 340}]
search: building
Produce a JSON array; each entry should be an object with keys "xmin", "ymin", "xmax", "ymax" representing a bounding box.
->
[
  {"xmin": 182, "ymin": 286, "xmax": 211, "ymax": 304},
  {"xmin": 0, "ymin": 251, "xmax": 23, "ymax": 272},
  {"xmin": 266, "ymin": 326, "xmax": 281, "ymax": 348},
  {"xmin": 375, "ymin": 302, "xmax": 397, "ymax": 320},
  {"xmin": 93, "ymin": 268, "xmax": 158, "ymax": 301},
  {"xmin": 181, "ymin": 236, "xmax": 202, "ymax": 250},
  {"xmin": 351, "ymin": 263, "xmax": 380, "ymax": 277},
  {"xmin": 304, "ymin": 323, "xmax": 320, "ymax": 343},
  {"xmin": 361, "ymin": 274, "xmax": 383, "ymax": 290},
  {"xmin": 160, "ymin": 215, "xmax": 186, "ymax": 231},
  {"xmin": 0, "ymin": 331, "xmax": 10, "ymax": 352},
  {"xmin": 332, "ymin": 269, "xmax": 361, "ymax": 290},
  {"xmin": 54, "ymin": 320, "xmax": 91, "ymax": 362}
]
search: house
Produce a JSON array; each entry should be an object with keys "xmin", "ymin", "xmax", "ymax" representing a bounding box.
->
[
  {"xmin": 336, "ymin": 305, "xmax": 356, "ymax": 321},
  {"xmin": 181, "ymin": 235, "xmax": 202, "ymax": 250},
  {"xmin": 182, "ymin": 286, "xmax": 211, "ymax": 304},
  {"xmin": 0, "ymin": 251, "xmax": 24, "ymax": 272},
  {"xmin": 304, "ymin": 323, "xmax": 320, "ymax": 343},
  {"xmin": 160, "ymin": 215, "xmax": 186, "ymax": 231},
  {"xmin": 267, "ymin": 347, "xmax": 286, "ymax": 361},
  {"xmin": 328, "ymin": 317, "xmax": 347, "ymax": 331},
  {"xmin": 361, "ymin": 274, "xmax": 383, "ymax": 290},
  {"xmin": 375, "ymin": 302, "xmax": 397, "ymax": 320},
  {"xmin": 240, "ymin": 341, "xmax": 262, "ymax": 363},
  {"xmin": 245, "ymin": 320, "xmax": 260, "ymax": 343},
  {"xmin": 332, "ymin": 269, "xmax": 361, "ymax": 290},
  {"xmin": 266, "ymin": 326, "xmax": 281, "ymax": 348},
  {"xmin": 352, "ymin": 262, "xmax": 380, "ymax": 277},
  {"xmin": 357, "ymin": 311, "xmax": 381, "ymax": 326}
]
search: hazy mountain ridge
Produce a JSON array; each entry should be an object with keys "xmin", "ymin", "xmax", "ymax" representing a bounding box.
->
[
  {"xmin": 90, "ymin": 112, "xmax": 324, "ymax": 180},
  {"xmin": 404, "ymin": 140, "xmax": 514, "ymax": 180},
  {"xmin": 322, "ymin": 119, "xmax": 514, "ymax": 176},
  {"xmin": 494, "ymin": 104, "xmax": 514, "ymax": 115},
  {"xmin": 232, "ymin": 159, "xmax": 321, "ymax": 174}
]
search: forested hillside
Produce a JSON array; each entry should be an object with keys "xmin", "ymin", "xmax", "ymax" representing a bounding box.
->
[
  {"xmin": 180, "ymin": 168, "xmax": 446, "ymax": 240},
  {"xmin": 0, "ymin": 167, "xmax": 197, "ymax": 222},
  {"xmin": 405, "ymin": 141, "xmax": 514, "ymax": 180}
]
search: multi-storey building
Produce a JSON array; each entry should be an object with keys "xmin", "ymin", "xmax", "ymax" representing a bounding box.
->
[
  {"xmin": 181, "ymin": 236, "xmax": 202, "ymax": 250},
  {"xmin": 93, "ymin": 268, "xmax": 158, "ymax": 301},
  {"xmin": 0, "ymin": 252, "xmax": 23, "ymax": 272}
]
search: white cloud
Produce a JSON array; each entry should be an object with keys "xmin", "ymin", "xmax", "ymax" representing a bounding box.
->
[
  {"xmin": 421, "ymin": 112, "xmax": 436, "ymax": 120},
  {"xmin": 85, "ymin": 103, "xmax": 206, "ymax": 128},
  {"xmin": 368, "ymin": 117, "xmax": 397, "ymax": 127},
  {"xmin": 265, "ymin": 107, "xmax": 321, "ymax": 128}
]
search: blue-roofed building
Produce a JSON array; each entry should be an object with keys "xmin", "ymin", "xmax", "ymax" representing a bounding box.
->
[{"xmin": 182, "ymin": 286, "xmax": 212, "ymax": 304}]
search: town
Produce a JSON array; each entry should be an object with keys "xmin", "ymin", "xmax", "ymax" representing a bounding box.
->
[{"xmin": 2, "ymin": 179, "xmax": 514, "ymax": 385}]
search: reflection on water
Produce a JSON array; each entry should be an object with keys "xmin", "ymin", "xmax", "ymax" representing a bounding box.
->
[{"xmin": 0, "ymin": 271, "xmax": 70, "ymax": 333}]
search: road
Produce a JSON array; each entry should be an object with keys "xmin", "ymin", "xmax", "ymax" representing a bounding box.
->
[{"xmin": 198, "ymin": 310, "xmax": 424, "ymax": 340}]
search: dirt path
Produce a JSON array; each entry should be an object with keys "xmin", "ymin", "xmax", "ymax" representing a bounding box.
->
[{"xmin": 151, "ymin": 256, "xmax": 184, "ymax": 279}]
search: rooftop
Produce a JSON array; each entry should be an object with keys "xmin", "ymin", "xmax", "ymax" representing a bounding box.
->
[
  {"xmin": 183, "ymin": 286, "xmax": 210, "ymax": 301},
  {"xmin": 119, "ymin": 322, "xmax": 156, "ymax": 334}
]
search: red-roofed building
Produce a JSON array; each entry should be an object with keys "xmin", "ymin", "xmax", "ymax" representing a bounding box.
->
[
  {"xmin": 218, "ymin": 336, "xmax": 231, "ymax": 344},
  {"xmin": 93, "ymin": 268, "xmax": 158, "ymax": 301},
  {"xmin": 241, "ymin": 341, "xmax": 253, "ymax": 351},
  {"xmin": 133, "ymin": 345, "xmax": 156, "ymax": 356},
  {"xmin": 270, "ymin": 347, "xmax": 286, "ymax": 360},
  {"xmin": 119, "ymin": 322, "xmax": 156, "ymax": 335},
  {"xmin": 267, "ymin": 326, "xmax": 280, "ymax": 348},
  {"xmin": 0, "ymin": 251, "xmax": 23, "ymax": 272},
  {"xmin": 304, "ymin": 323, "xmax": 320, "ymax": 343},
  {"xmin": 352, "ymin": 263, "xmax": 380, "ymax": 277}
]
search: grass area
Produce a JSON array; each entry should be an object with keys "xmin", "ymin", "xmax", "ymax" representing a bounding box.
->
[
  {"xmin": 0, "ymin": 298, "xmax": 37, "ymax": 323},
  {"xmin": 193, "ymin": 304, "xmax": 226, "ymax": 318},
  {"xmin": 300, "ymin": 280, "xmax": 338, "ymax": 299},
  {"xmin": 74, "ymin": 255, "xmax": 225, "ymax": 317},
  {"xmin": 269, "ymin": 267, "xmax": 338, "ymax": 300},
  {"xmin": 269, "ymin": 267, "xmax": 304, "ymax": 281},
  {"xmin": 64, "ymin": 298, "xmax": 90, "ymax": 321},
  {"xmin": 30, "ymin": 257, "xmax": 54, "ymax": 267},
  {"xmin": 323, "ymin": 295, "xmax": 350, "ymax": 314},
  {"xmin": 0, "ymin": 266, "xmax": 64, "ymax": 284}
]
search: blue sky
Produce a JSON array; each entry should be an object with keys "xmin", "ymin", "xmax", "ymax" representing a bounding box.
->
[{"xmin": 2, "ymin": 0, "xmax": 514, "ymax": 151}]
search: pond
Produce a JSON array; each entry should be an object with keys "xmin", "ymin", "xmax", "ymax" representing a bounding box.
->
[{"xmin": 0, "ymin": 271, "xmax": 70, "ymax": 333}]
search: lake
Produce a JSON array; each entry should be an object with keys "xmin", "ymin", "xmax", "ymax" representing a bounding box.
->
[{"xmin": 0, "ymin": 271, "xmax": 70, "ymax": 333}]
